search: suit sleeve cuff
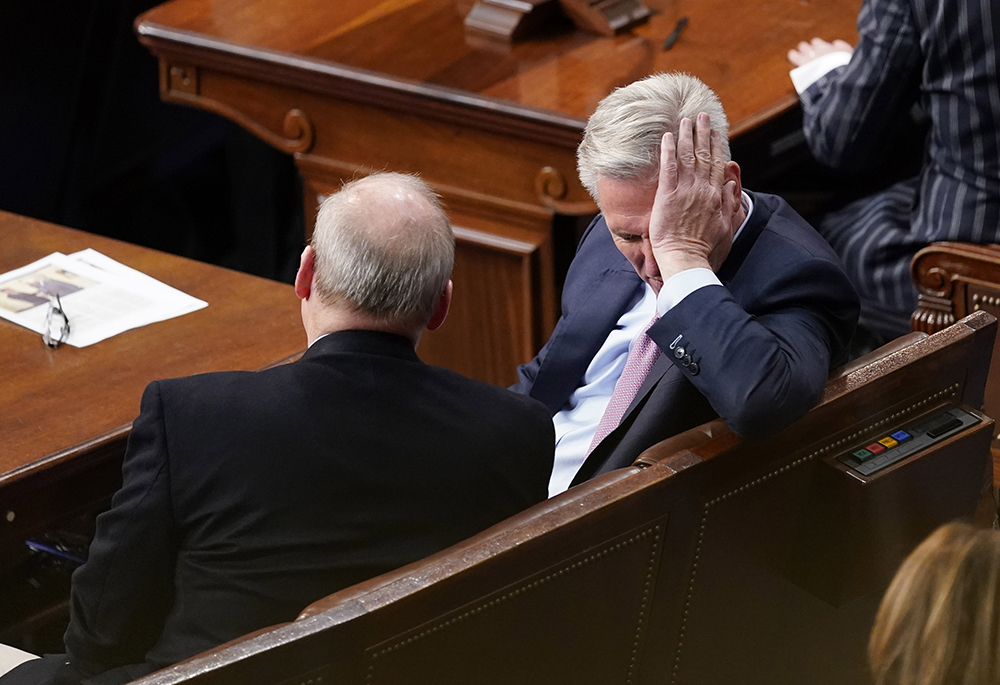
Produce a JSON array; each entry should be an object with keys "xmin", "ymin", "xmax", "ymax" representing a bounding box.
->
[
  {"xmin": 789, "ymin": 52, "xmax": 852, "ymax": 93},
  {"xmin": 656, "ymin": 268, "xmax": 721, "ymax": 316}
]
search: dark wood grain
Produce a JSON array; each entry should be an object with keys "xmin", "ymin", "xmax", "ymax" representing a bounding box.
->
[{"xmin": 0, "ymin": 211, "xmax": 305, "ymax": 542}]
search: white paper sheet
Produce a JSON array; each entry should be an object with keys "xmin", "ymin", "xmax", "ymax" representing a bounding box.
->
[{"xmin": 0, "ymin": 251, "xmax": 207, "ymax": 347}]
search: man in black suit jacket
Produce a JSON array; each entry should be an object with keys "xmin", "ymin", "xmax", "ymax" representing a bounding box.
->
[
  {"xmin": 787, "ymin": 0, "xmax": 1000, "ymax": 344},
  {"xmin": 1, "ymin": 173, "xmax": 554, "ymax": 685},
  {"xmin": 512, "ymin": 74, "xmax": 859, "ymax": 495}
]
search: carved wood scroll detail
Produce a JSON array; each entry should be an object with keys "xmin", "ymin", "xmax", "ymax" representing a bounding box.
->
[
  {"xmin": 911, "ymin": 249, "xmax": 961, "ymax": 334},
  {"xmin": 160, "ymin": 61, "xmax": 315, "ymax": 154},
  {"xmin": 214, "ymin": 105, "xmax": 315, "ymax": 154},
  {"xmin": 536, "ymin": 166, "xmax": 567, "ymax": 201},
  {"xmin": 535, "ymin": 166, "xmax": 598, "ymax": 214},
  {"xmin": 914, "ymin": 266, "xmax": 956, "ymax": 300},
  {"xmin": 281, "ymin": 109, "xmax": 316, "ymax": 154}
]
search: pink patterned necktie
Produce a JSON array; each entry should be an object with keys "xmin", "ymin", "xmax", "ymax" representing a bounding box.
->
[{"xmin": 587, "ymin": 315, "xmax": 661, "ymax": 455}]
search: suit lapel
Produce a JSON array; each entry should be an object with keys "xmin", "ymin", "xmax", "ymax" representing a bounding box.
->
[{"xmin": 531, "ymin": 266, "xmax": 642, "ymax": 414}]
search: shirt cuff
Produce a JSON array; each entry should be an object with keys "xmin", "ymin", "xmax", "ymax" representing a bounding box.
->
[
  {"xmin": 789, "ymin": 51, "xmax": 852, "ymax": 93},
  {"xmin": 656, "ymin": 268, "xmax": 721, "ymax": 316}
]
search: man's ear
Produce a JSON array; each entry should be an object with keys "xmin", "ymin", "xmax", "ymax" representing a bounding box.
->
[
  {"xmin": 724, "ymin": 161, "xmax": 743, "ymax": 203},
  {"xmin": 427, "ymin": 280, "xmax": 453, "ymax": 332},
  {"xmin": 294, "ymin": 246, "xmax": 315, "ymax": 301}
]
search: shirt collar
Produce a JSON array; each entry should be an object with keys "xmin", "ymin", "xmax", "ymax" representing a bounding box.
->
[{"xmin": 732, "ymin": 191, "xmax": 753, "ymax": 244}]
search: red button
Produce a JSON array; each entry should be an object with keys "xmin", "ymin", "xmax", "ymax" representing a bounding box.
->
[{"xmin": 866, "ymin": 443, "xmax": 886, "ymax": 454}]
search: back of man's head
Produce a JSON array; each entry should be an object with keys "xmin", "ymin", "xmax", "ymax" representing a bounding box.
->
[
  {"xmin": 577, "ymin": 72, "xmax": 731, "ymax": 203},
  {"xmin": 310, "ymin": 173, "xmax": 454, "ymax": 333}
]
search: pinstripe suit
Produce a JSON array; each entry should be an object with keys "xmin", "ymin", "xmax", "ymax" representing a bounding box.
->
[{"xmin": 799, "ymin": 0, "xmax": 1000, "ymax": 341}]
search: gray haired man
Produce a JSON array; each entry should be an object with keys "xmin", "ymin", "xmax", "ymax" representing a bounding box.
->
[
  {"xmin": 3, "ymin": 173, "xmax": 554, "ymax": 685},
  {"xmin": 512, "ymin": 73, "xmax": 859, "ymax": 495}
]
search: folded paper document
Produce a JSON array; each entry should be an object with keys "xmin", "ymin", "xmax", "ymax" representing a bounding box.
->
[{"xmin": 0, "ymin": 249, "xmax": 207, "ymax": 347}]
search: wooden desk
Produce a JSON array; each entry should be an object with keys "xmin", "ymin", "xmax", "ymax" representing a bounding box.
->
[
  {"xmin": 135, "ymin": 0, "xmax": 861, "ymax": 384},
  {"xmin": 0, "ymin": 211, "xmax": 306, "ymax": 549}
]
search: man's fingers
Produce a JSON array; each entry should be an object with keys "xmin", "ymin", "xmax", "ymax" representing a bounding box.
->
[
  {"xmin": 676, "ymin": 117, "xmax": 696, "ymax": 174},
  {"xmin": 709, "ymin": 129, "xmax": 726, "ymax": 188},
  {"xmin": 694, "ymin": 113, "xmax": 712, "ymax": 181},
  {"xmin": 659, "ymin": 132, "xmax": 678, "ymax": 191}
]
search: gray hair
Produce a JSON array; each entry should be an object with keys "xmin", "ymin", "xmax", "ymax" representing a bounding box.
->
[
  {"xmin": 311, "ymin": 172, "xmax": 454, "ymax": 329},
  {"xmin": 577, "ymin": 72, "xmax": 731, "ymax": 203}
]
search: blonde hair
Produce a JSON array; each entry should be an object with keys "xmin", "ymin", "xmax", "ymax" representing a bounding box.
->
[
  {"xmin": 869, "ymin": 521, "xmax": 1000, "ymax": 685},
  {"xmin": 311, "ymin": 172, "xmax": 454, "ymax": 331},
  {"xmin": 576, "ymin": 72, "xmax": 730, "ymax": 204}
]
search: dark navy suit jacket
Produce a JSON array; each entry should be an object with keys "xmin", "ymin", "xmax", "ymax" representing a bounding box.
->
[{"xmin": 512, "ymin": 191, "xmax": 859, "ymax": 484}]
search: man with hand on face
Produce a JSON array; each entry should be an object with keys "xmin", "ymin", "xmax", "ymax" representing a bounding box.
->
[
  {"xmin": 512, "ymin": 73, "xmax": 859, "ymax": 497},
  {"xmin": 1, "ymin": 172, "xmax": 554, "ymax": 685}
]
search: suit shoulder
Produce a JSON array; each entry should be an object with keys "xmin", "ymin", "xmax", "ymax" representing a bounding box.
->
[
  {"xmin": 754, "ymin": 193, "xmax": 845, "ymax": 263},
  {"xmin": 150, "ymin": 368, "xmax": 272, "ymax": 411},
  {"xmin": 431, "ymin": 367, "xmax": 551, "ymax": 417}
]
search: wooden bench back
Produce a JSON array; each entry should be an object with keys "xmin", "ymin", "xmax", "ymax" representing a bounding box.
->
[
  {"xmin": 132, "ymin": 312, "xmax": 997, "ymax": 685},
  {"xmin": 635, "ymin": 311, "xmax": 995, "ymax": 685}
]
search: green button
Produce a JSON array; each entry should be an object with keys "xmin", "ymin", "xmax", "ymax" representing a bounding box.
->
[{"xmin": 853, "ymin": 448, "xmax": 874, "ymax": 462}]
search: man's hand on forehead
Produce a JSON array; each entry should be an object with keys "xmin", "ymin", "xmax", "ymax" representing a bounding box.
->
[{"xmin": 647, "ymin": 113, "xmax": 740, "ymax": 279}]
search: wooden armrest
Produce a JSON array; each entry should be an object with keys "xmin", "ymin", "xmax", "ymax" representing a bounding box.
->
[
  {"xmin": 632, "ymin": 419, "xmax": 731, "ymax": 469},
  {"xmin": 829, "ymin": 331, "xmax": 928, "ymax": 380}
]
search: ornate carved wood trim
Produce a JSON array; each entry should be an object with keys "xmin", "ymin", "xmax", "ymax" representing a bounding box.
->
[
  {"xmin": 911, "ymin": 242, "xmax": 1000, "ymax": 334},
  {"xmin": 138, "ymin": 24, "xmax": 587, "ymax": 149},
  {"xmin": 911, "ymin": 293, "xmax": 956, "ymax": 334},
  {"xmin": 535, "ymin": 166, "xmax": 599, "ymax": 214},
  {"xmin": 159, "ymin": 62, "xmax": 316, "ymax": 153}
]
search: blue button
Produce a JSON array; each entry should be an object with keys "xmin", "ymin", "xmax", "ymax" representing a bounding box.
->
[{"xmin": 891, "ymin": 430, "xmax": 911, "ymax": 442}]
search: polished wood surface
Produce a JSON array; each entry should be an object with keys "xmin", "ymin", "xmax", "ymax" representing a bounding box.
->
[
  {"xmin": 134, "ymin": 0, "xmax": 860, "ymax": 385},
  {"xmin": 136, "ymin": 0, "xmax": 860, "ymax": 137},
  {"xmin": 128, "ymin": 313, "xmax": 994, "ymax": 685},
  {"xmin": 912, "ymin": 241, "xmax": 1000, "ymax": 485},
  {"xmin": 0, "ymin": 211, "xmax": 305, "ymax": 544}
]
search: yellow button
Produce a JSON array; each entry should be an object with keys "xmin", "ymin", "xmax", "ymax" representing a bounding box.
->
[{"xmin": 878, "ymin": 437, "xmax": 898, "ymax": 449}]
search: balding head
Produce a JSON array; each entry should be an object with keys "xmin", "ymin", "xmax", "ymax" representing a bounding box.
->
[{"xmin": 298, "ymin": 173, "xmax": 455, "ymax": 342}]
